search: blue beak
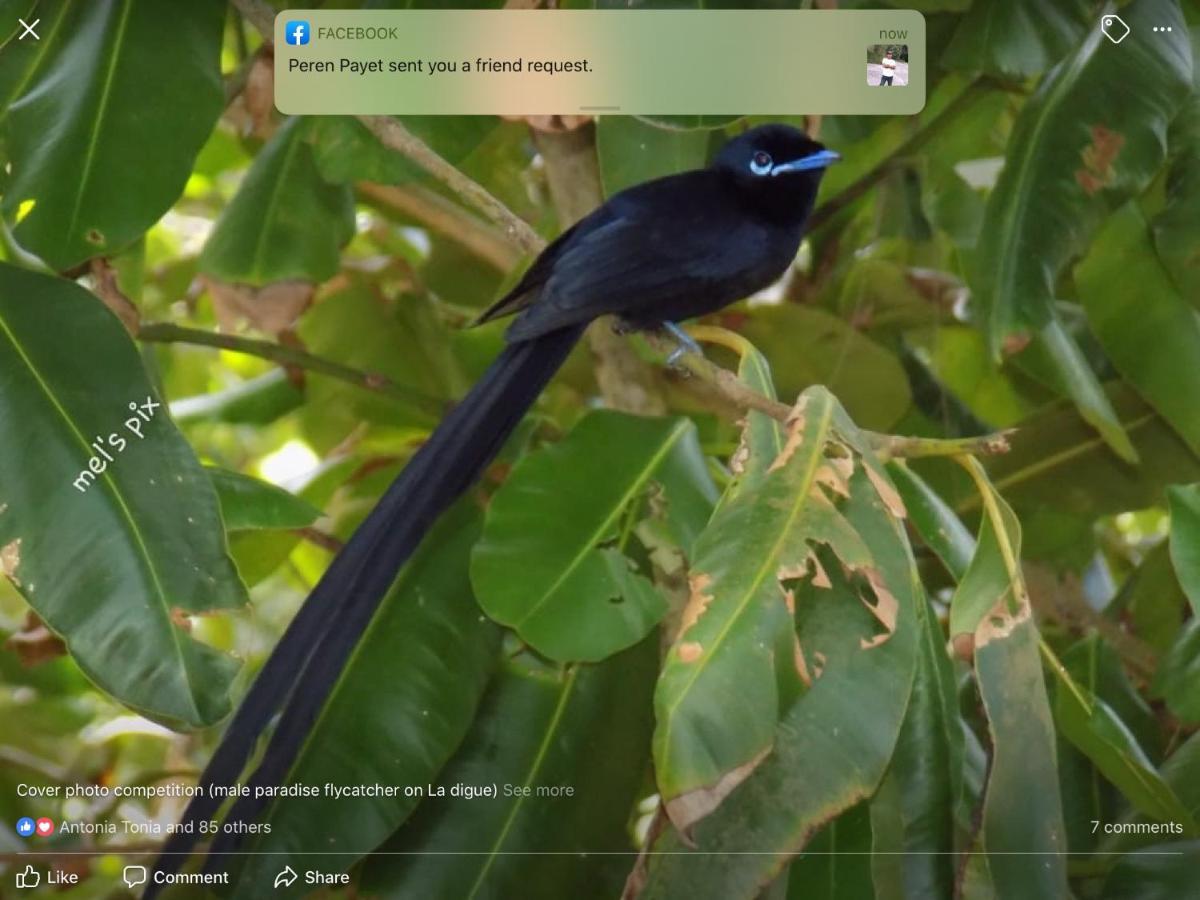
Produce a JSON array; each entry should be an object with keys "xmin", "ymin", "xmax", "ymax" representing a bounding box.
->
[{"xmin": 770, "ymin": 149, "xmax": 841, "ymax": 175}]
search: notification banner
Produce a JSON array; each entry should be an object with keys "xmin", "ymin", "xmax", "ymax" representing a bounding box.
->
[{"xmin": 275, "ymin": 10, "xmax": 925, "ymax": 116}]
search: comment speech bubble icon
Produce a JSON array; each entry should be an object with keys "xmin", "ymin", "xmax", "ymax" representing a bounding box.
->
[{"xmin": 123, "ymin": 865, "xmax": 147, "ymax": 889}]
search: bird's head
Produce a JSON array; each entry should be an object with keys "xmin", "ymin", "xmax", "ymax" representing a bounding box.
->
[{"xmin": 713, "ymin": 124, "xmax": 839, "ymax": 223}]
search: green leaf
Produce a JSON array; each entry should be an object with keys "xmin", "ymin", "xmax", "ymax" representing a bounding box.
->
[
  {"xmin": 199, "ymin": 118, "xmax": 355, "ymax": 286},
  {"xmin": 295, "ymin": 279, "xmax": 450, "ymax": 451},
  {"xmin": 738, "ymin": 306, "xmax": 912, "ymax": 431},
  {"xmin": 226, "ymin": 456, "xmax": 360, "ymax": 588},
  {"xmin": 654, "ymin": 385, "xmax": 920, "ymax": 833},
  {"xmin": 961, "ymin": 384, "xmax": 1200, "ymax": 521},
  {"xmin": 837, "ymin": 259, "xmax": 953, "ymax": 333},
  {"xmin": 942, "ymin": 0, "xmax": 1089, "ymax": 78},
  {"xmin": 0, "ymin": 264, "xmax": 245, "ymax": 728},
  {"xmin": 1152, "ymin": 27, "xmax": 1200, "ymax": 304},
  {"xmin": 472, "ymin": 411, "xmax": 716, "ymax": 662},
  {"xmin": 0, "ymin": 2, "xmax": 73, "ymax": 122},
  {"xmin": 363, "ymin": 638, "xmax": 658, "ymax": 900},
  {"xmin": 206, "ymin": 468, "xmax": 321, "ymax": 531},
  {"xmin": 1152, "ymin": 617, "xmax": 1200, "ymax": 723},
  {"xmin": 1063, "ymin": 635, "xmax": 1163, "ymax": 761},
  {"xmin": 950, "ymin": 459, "xmax": 1068, "ymax": 898},
  {"xmin": 1052, "ymin": 653, "xmax": 1196, "ymax": 831},
  {"xmin": 1077, "ymin": 203, "xmax": 1200, "ymax": 456},
  {"xmin": 597, "ymin": 117, "xmax": 712, "ymax": 197},
  {"xmin": 722, "ymin": 340, "xmax": 784, "ymax": 493},
  {"xmin": 3, "ymin": 0, "xmax": 225, "ymax": 268},
  {"xmin": 1166, "ymin": 484, "xmax": 1200, "ymax": 616},
  {"xmin": 868, "ymin": 591, "xmax": 962, "ymax": 898},
  {"xmin": 1121, "ymin": 540, "xmax": 1189, "ymax": 656},
  {"xmin": 309, "ymin": 115, "xmax": 506, "ymax": 187},
  {"xmin": 1028, "ymin": 315, "xmax": 1138, "ymax": 463},
  {"xmin": 971, "ymin": 0, "xmax": 1192, "ymax": 356},
  {"xmin": 1102, "ymin": 729, "xmax": 1200, "ymax": 854},
  {"xmin": 1099, "ymin": 841, "xmax": 1200, "ymax": 899},
  {"xmin": 227, "ymin": 503, "xmax": 500, "ymax": 898},
  {"xmin": 639, "ymin": 388, "xmax": 921, "ymax": 895},
  {"xmin": 946, "ymin": 466, "xmax": 1022, "ymax": 642},
  {"xmin": 783, "ymin": 804, "xmax": 875, "ymax": 900},
  {"xmin": 903, "ymin": 325, "xmax": 1034, "ymax": 428},
  {"xmin": 310, "ymin": 114, "xmax": 538, "ymax": 224},
  {"xmin": 1056, "ymin": 633, "xmax": 1154, "ymax": 851},
  {"xmin": 887, "ymin": 462, "xmax": 974, "ymax": 580}
]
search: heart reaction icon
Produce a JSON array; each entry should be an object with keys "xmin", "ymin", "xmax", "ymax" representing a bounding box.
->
[{"xmin": 36, "ymin": 818, "xmax": 55, "ymax": 836}]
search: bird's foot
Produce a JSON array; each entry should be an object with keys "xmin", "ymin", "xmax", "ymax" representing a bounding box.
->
[
  {"xmin": 663, "ymin": 322, "xmax": 703, "ymax": 367},
  {"xmin": 611, "ymin": 317, "xmax": 638, "ymax": 336}
]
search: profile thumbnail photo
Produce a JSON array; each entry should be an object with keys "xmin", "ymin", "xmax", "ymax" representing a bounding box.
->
[{"xmin": 867, "ymin": 44, "xmax": 908, "ymax": 86}]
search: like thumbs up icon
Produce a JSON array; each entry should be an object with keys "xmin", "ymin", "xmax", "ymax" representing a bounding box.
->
[{"xmin": 16, "ymin": 864, "xmax": 41, "ymax": 888}]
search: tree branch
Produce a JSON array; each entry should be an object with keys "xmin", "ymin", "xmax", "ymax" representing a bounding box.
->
[
  {"xmin": 229, "ymin": 0, "xmax": 273, "ymax": 38},
  {"xmin": 356, "ymin": 181, "xmax": 522, "ymax": 272},
  {"xmin": 356, "ymin": 117, "xmax": 545, "ymax": 255},
  {"xmin": 137, "ymin": 322, "xmax": 443, "ymax": 418},
  {"xmin": 646, "ymin": 325, "xmax": 1010, "ymax": 460},
  {"xmin": 229, "ymin": 0, "xmax": 544, "ymax": 256}
]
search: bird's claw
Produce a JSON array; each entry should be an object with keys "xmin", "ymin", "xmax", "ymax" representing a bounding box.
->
[{"xmin": 662, "ymin": 321, "xmax": 703, "ymax": 366}]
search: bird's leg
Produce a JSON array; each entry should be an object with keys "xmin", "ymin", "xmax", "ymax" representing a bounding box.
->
[{"xmin": 662, "ymin": 321, "xmax": 703, "ymax": 366}]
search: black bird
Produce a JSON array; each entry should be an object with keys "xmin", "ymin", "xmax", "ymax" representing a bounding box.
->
[{"xmin": 149, "ymin": 124, "xmax": 837, "ymax": 890}]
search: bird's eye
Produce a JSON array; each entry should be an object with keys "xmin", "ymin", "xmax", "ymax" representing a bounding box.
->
[{"xmin": 749, "ymin": 151, "xmax": 773, "ymax": 175}]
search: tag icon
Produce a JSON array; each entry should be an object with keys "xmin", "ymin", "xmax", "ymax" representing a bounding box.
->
[{"xmin": 1100, "ymin": 14, "xmax": 1130, "ymax": 44}]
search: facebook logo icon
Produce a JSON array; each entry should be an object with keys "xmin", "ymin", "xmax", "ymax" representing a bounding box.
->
[
  {"xmin": 16, "ymin": 817, "xmax": 35, "ymax": 837},
  {"xmin": 285, "ymin": 21, "xmax": 310, "ymax": 45}
]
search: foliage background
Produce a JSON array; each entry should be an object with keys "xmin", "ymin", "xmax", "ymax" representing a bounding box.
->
[{"xmin": 1, "ymin": 0, "xmax": 1199, "ymax": 898}]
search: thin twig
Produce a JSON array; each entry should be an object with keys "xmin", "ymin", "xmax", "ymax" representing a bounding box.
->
[
  {"xmin": 356, "ymin": 181, "xmax": 523, "ymax": 271},
  {"xmin": 357, "ymin": 117, "xmax": 545, "ymax": 255},
  {"xmin": 648, "ymin": 325, "xmax": 1010, "ymax": 460},
  {"xmin": 295, "ymin": 526, "xmax": 345, "ymax": 553},
  {"xmin": 869, "ymin": 430, "xmax": 1013, "ymax": 463},
  {"xmin": 137, "ymin": 322, "xmax": 443, "ymax": 417}
]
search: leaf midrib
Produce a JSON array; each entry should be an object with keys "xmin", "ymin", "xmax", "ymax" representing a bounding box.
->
[
  {"xmin": 62, "ymin": 0, "xmax": 135, "ymax": 251},
  {"xmin": 512, "ymin": 418, "xmax": 691, "ymax": 629},
  {"xmin": 466, "ymin": 667, "xmax": 579, "ymax": 899},
  {"xmin": 658, "ymin": 395, "xmax": 835, "ymax": 782},
  {"xmin": 246, "ymin": 122, "xmax": 305, "ymax": 283},
  {"xmin": 988, "ymin": 21, "xmax": 1101, "ymax": 336}
]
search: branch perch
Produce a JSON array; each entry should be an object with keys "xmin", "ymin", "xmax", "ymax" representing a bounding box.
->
[
  {"xmin": 647, "ymin": 325, "xmax": 1011, "ymax": 460},
  {"xmin": 137, "ymin": 322, "xmax": 443, "ymax": 417}
]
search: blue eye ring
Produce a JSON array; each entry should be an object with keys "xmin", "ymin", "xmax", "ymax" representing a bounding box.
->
[{"xmin": 749, "ymin": 151, "xmax": 773, "ymax": 175}]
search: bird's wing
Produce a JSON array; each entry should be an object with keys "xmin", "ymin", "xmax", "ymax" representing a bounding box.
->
[
  {"xmin": 505, "ymin": 197, "xmax": 755, "ymax": 340},
  {"xmin": 470, "ymin": 216, "xmax": 591, "ymax": 326}
]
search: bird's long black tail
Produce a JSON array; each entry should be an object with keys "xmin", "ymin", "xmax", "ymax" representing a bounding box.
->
[{"xmin": 149, "ymin": 323, "xmax": 585, "ymax": 892}]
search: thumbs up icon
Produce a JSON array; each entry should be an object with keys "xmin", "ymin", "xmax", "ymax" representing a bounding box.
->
[{"xmin": 16, "ymin": 864, "xmax": 41, "ymax": 888}]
